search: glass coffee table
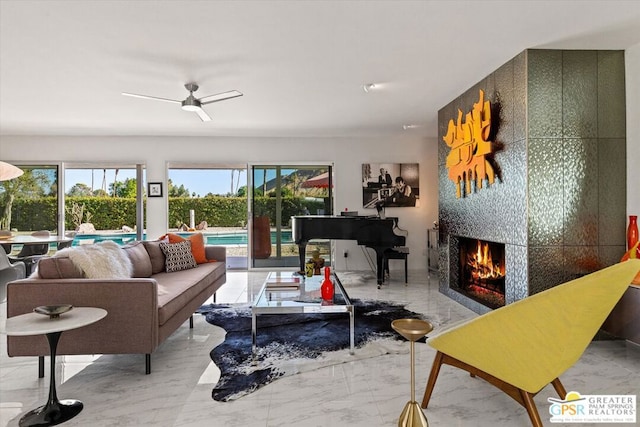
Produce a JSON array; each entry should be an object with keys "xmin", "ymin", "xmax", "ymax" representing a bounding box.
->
[{"xmin": 252, "ymin": 271, "xmax": 354, "ymax": 362}]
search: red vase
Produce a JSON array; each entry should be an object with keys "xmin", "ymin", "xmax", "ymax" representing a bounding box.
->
[
  {"xmin": 628, "ymin": 215, "xmax": 639, "ymax": 251},
  {"xmin": 321, "ymin": 266, "xmax": 334, "ymax": 301}
]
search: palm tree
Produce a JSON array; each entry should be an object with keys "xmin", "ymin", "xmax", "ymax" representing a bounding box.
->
[
  {"xmin": 235, "ymin": 169, "xmax": 243, "ymax": 195},
  {"xmin": 262, "ymin": 169, "xmax": 267, "ymax": 195},
  {"xmin": 113, "ymin": 169, "xmax": 119, "ymax": 197}
]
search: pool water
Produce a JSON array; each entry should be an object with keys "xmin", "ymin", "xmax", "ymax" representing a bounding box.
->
[{"xmin": 71, "ymin": 231, "xmax": 293, "ymax": 246}]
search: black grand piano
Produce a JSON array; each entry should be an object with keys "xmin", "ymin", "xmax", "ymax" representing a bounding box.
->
[{"xmin": 291, "ymin": 215, "xmax": 406, "ymax": 287}]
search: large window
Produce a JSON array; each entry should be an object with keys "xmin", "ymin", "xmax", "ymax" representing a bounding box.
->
[
  {"xmin": 63, "ymin": 164, "xmax": 145, "ymax": 244},
  {"xmin": 0, "ymin": 164, "xmax": 59, "ymax": 234},
  {"xmin": 167, "ymin": 164, "xmax": 248, "ymax": 269}
]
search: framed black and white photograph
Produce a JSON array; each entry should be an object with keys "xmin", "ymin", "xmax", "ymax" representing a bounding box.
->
[
  {"xmin": 148, "ymin": 182, "xmax": 163, "ymax": 197},
  {"xmin": 361, "ymin": 163, "xmax": 419, "ymax": 208}
]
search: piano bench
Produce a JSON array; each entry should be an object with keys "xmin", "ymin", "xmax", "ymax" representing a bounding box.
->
[{"xmin": 383, "ymin": 247, "xmax": 409, "ymax": 283}]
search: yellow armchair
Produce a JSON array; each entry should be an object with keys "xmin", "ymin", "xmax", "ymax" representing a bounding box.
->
[{"xmin": 422, "ymin": 259, "xmax": 640, "ymax": 427}]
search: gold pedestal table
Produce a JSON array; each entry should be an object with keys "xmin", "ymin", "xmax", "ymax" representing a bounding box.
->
[{"xmin": 391, "ymin": 318, "xmax": 433, "ymax": 427}]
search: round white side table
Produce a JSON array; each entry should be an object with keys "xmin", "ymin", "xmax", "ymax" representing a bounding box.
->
[{"xmin": 3, "ymin": 307, "xmax": 107, "ymax": 427}]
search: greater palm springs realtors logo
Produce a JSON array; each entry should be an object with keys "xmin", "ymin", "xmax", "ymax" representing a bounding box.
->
[{"xmin": 548, "ymin": 391, "xmax": 636, "ymax": 423}]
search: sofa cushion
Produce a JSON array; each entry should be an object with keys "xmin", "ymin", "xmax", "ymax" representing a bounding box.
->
[
  {"xmin": 36, "ymin": 255, "xmax": 85, "ymax": 279},
  {"xmin": 155, "ymin": 261, "xmax": 226, "ymax": 325},
  {"xmin": 159, "ymin": 241, "xmax": 197, "ymax": 273},
  {"xmin": 167, "ymin": 233, "xmax": 209, "ymax": 264},
  {"xmin": 122, "ymin": 241, "xmax": 153, "ymax": 278},
  {"xmin": 143, "ymin": 240, "xmax": 166, "ymax": 274}
]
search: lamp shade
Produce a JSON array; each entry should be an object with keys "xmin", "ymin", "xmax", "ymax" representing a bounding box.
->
[{"xmin": 0, "ymin": 161, "xmax": 24, "ymax": 181}]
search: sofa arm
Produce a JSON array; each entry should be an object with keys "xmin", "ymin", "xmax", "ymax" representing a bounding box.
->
[
  {"xmin": 6, "ymin": 278, "xmax": 159, "ymax": 357},
  {"xmin": 206, "ymin": 245, "xmax": 226, "ymax": 262}
]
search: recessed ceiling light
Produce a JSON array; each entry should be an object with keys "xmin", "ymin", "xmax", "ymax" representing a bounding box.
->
[
  {"xmin": 363, "ymin": 83, "xmax": 378, "ymax": 93},
  {"xmin": 403, "ymin": 124, "xmax": 419, "ymax": 130}
]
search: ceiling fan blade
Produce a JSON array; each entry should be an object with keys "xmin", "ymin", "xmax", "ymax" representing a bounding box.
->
[
  {"xmin": 199, "ymin": 90, "xmax": 243, "ymax": 105},
  {"xmin": 122, "ymin": 92, "xmax": 181, "ymax": 104},
  {"xmin": 194, "ymin": 107, "xmax": 212, "ymax": 122}
]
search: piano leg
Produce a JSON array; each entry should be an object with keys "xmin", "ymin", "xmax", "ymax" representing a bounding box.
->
[
  {"xmin": 297, "ymin": 243, "xmax": 307, "ymax": 275},
  {"xmin": 375, "ymin": 250, "xmax": 385, "ymax": 288}
]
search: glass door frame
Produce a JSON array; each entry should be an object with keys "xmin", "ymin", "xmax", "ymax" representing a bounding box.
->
[{"xmin": 248, "ymin": 162, "xmax": 334, "ymax": 271}]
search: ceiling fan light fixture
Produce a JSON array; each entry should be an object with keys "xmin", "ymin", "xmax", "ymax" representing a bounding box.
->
[{"xmin": 181, "ymin": 104, "xmax": 201, "ymax": 112}]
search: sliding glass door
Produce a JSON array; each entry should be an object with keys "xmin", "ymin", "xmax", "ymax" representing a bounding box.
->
[
  {"xmin": 167, "ymin": 164, "xmax": 248, "ymax": 269},
  {"xmin": 250, "ymin": 164, "xmax": 333, "ymax": 269}
]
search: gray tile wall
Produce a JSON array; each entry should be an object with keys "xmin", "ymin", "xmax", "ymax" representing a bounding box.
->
[{"xmin": 438, "ymin": 49, "xmax": 626, "ymax": 313}]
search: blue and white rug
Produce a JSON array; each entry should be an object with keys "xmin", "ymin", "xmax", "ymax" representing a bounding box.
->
[{"xmin": 198, "ymin": 299, "xmax": 429, "ymax": 401}]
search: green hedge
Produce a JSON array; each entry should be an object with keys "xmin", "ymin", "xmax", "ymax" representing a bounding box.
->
[
  {"xmin": 10, "ymin": 198, "xmax": 58, "ymax": 232},
  {"xmin": 8, "ymin": 196, "xmax": 328, "ymax": 231}
]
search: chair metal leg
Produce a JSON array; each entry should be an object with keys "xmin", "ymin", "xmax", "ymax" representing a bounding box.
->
[
  {"xmin": 145, "ymin": 354, "xmax": 151, "ymax": 374},
  {"xmin": 189, "ymin": 315, "xmax": 193, "ymax": 328}
]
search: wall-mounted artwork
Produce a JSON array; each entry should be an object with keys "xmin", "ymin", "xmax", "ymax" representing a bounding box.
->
[
  {"xmin": 361, "ymin": 163, "xmax": 419, "ymax": 208},
  {"xmin": 444, "ymin": 89, "xmax": 496, "ymax": 198}
]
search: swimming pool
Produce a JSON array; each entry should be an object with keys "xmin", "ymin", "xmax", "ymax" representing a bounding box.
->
[{"xmin": 71, "ymin": 231, "xmax": 293, "ymax": 246}]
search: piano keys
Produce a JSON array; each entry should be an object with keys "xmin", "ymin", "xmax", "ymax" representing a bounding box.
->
[{"xmin": 291, "ymin": 215, "xmax": 406, "ymax": 287}]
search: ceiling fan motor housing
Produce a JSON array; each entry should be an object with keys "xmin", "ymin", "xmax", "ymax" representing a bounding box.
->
[{"xmin": 181, "ymin": 95, "xmax": 201, "ymax": 111}]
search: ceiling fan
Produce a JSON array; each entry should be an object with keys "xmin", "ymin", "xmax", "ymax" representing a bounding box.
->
[{"xmin": 122, "ymin": 83, "xmax": 242, "ymax": 122}]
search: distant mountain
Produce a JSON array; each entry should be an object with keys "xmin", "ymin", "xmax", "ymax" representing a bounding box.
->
[{"xmin": 257, "ymin": 169, "xmax": 325, "ymax": 193}]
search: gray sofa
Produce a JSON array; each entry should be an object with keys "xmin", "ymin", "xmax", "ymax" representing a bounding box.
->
[{"xmin": 6, "ymin": 240, "xmax": 226, "ymax": 375}]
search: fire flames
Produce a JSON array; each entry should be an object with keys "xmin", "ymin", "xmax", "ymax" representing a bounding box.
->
[{"xmin": 469, "ymin": 240, "xmax": 505, "ymax": 280}]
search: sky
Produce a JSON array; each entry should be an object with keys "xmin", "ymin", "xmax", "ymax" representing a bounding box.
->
[
  {"xmin": 64, "ymin": 167, "xmax": 312, "ymax": 197},
  {"xmin": 65, "ymin": 168, "xmax": 247, "ymax": 196}
]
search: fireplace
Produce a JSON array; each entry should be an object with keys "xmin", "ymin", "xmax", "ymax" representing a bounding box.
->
[
  {"xmin": 456, "ymin": 237, "xmax": 506, "ymax": 309},
  {"xmin": 437, "ymin": 49, "xmax": 626, "ymax": 315}
]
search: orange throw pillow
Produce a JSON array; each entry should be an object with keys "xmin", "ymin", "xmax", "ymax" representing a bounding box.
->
[{"xmin": 167, "ymin": 233, "xmax": 208, "ymax": 264}]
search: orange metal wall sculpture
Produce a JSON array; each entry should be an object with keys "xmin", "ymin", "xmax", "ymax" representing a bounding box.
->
[{"xmin": 444, "ymin": 90, "xmax": 496, "ymax": 198}]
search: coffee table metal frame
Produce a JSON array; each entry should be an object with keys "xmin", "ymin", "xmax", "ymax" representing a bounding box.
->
[{"xmin": 251, "ymin": 271, "xmax": 354, "ymax": 361}]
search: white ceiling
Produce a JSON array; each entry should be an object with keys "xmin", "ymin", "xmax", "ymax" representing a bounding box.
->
[{"xmin": 1, "ymin": 0, "xmax": 639, "ymax": 139}]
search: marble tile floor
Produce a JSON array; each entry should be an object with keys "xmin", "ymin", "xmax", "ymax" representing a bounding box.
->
[{"xmin": 1, "ymin": 269, "xmax": 638, "ymax": 427}]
